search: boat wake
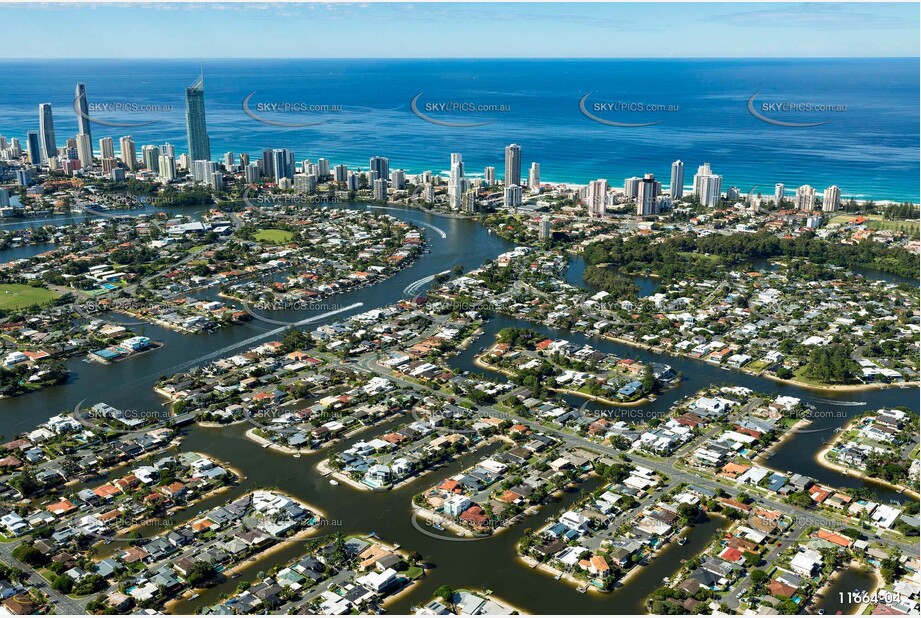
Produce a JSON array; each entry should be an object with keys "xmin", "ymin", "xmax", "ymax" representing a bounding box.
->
[
  {"xmin": 404, "ymin": 271, "xmax": 449, "ymax": 296},
  {"xmin": 809, "ymin": 397, "xmax": 866, "ymax": 407}
]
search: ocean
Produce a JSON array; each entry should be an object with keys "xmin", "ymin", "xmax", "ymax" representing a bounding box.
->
[{"xmin": 0, "ymin": 58, "xmax": 918, "ymax": 201}]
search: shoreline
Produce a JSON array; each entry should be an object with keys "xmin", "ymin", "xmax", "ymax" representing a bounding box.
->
[
  {"xmin": 599, "ymin": 333, "xmax": 920, "ymax": 393},
  {"xmin": 813, "ymin": 419, "xmax": 921, "ymax": 500},
  {"xmin": 753, "ymin": 418, "xmax": 811, "ymax": 464},
  {"xmin": 473, "ymin": 354, "xmax": 651, "ymax": 407}
]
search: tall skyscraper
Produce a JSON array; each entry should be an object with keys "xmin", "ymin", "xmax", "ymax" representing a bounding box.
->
[
  {"xmin": 449, "ymin": 153, "xmax": 465, "ymax": 210},
  {"xmin": 528, "ymin": 162, "xmax": 540, "ymax": 194},
  {"xmin": 369, "ymin": 156, "xmax": 389, "ymax": 183},
  {"xmin": 463, "ymin": 188, "xmax": 478, "ymax": 214},
  {"xmin": 484, "ymin": 166, "xmax": 496, "ymax": 187},
  {"xmin": 794, "ymin": 184, "xmax": 816, "ymax": 210},
  {"xmin": 693, "ymin": 162, "xmax": 722, "ymax": 207},
  {"xmin": 334, "ymin": 164, "xmax": 348, "ymax": 183},
  {"xmin": 119, "ymin": 136, "xmax": 137, "ymax": 171},
  {"xmin": 185, "ymin": 71, "xmax": 211, "ymax": 162},
  {"xmin": 623, "ymin": 176, "xmax": 642, "ymax": 199},
  {"xmin": 26, "ymin": 131, "xmax": 41, "ymax": 165},
  {"xmin": 269, "ymin": 148, "xmax": 294, "ymax": 181},
  {"xmin": 38, "ymin": 103, "xmax": 56, "ymax": 163},
  {"xmin": 504, "ymin": 144, "xmax": 521, "ymax": 187},
  {"xmin": 75, "ymin": 83, "xmax": 92, "ymax": 143},
  {"xmin": 636, "ymin": 174, "xmax": 661, "ymax": 216},
  {"xmin": 159, "ymin": 154, "xmax": 177, "ymax": 181},
  {"xmin": 223, "ymin": 152, "xmax": 236, "ymax": 168},
  {"xmin": 76, "ymin": 133, "xmax": 93, "ymax": 168},
  {"xmin": 539, "ymin": 216, "xmax": 551, "ymax": 240},
  {"xmin": 142, "ymin": 145, "xmax": 160, "ymax": 173},
  {"xmin": 585, "ymin": 179, "xmax": 608, "ymax": 218},
  {"xmin": 372, "ymin": 178, "xmax": 388, "ymax": 201},
  {"xmin": 160, "ymin": 143, "xmax": 176, "ymax": 158},
  {"xmin": 391, "ymin": 169, "xmax": 406, "ymax": 190},
  {"xmin": 99, "ymin": 137, "xmax": 115, "ymax": 160},
  {"xmin": 822, "ymin": 185, "xmax": 841, "ymax": 212},
  {"xmin": 503, "ymin": 185, "xmax": 522, "ymax": 209},
  {"xmin": 670, "ymin": 160, "xmax": 684, "ymax": 199}
]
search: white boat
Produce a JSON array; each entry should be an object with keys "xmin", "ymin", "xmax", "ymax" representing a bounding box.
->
[{"xmin": 329, "ymin": 479, "xmax": 339, "ymax": 486}]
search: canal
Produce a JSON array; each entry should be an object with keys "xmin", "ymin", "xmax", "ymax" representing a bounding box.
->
[{"xmin": 0, "ymin": 202, "xmax": 917, "ymax": 614}]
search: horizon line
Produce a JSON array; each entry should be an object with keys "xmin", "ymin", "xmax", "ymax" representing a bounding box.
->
[{"xmin": 0, "ymin": 56, "xmax": 918, "ymax": 61}]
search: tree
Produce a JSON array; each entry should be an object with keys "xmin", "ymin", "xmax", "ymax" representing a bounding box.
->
[
  {"xmin": 52, "ymin": 574, "xmax": 75, "ymax": 594},
  {"xmin": 12, "ymin": 543, "xmax": 47, "ymax": 568},
  {"xmin": 435, "ymin": 585, "xmax": 456, "ymax": 611},
  {"xmin": 750, "ymin": 569, "xmax": 769, "ymax": 585}
]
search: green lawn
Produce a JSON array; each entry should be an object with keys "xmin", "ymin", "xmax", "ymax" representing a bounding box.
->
[
  {"xmin": 829, "ymin": 214, "xmax": 919, "ymax": 236},
  {"xmin": 0, "ymin": 283, "xmax": 61, "ymax": 311},
  {"xmin": 253, "ymin": 229, "xmax": 295, "ymax": 244}
]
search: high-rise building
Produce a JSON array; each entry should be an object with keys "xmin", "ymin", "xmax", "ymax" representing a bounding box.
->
[
  {"xmin": 75, "ymin": 83, "xmax": 92, "ymax": 144},
  {"xmin": 185, "ymin": 71, "xmax": 211, "ymax": 162},
  {"xmin": 317, "ymin": 158, "xmax": 330, "ymax": 178},
  {"xmin": 586, "ymin": 179, "xmax": 608, "ymax": 218},
  {"xmin": 794, "ymin": 184, "xmax": 816, "ymax": 210},
  {"xmin": 503, "ymin": 185, "xmax": 522, "ymax": 209},
  {"xmin": 269, "ymin": 149, "xmax": 294, "ymax": 181},
  {"xmin": 636, "ymin": 174, "xmax": 661, "ymax": 216},
  {"xmin": 26, "ymin": 131, "xmax": 41, "ymax": 165},
  {"xmin": 142, "ymin": 145, "xmax": 160, "ymax": 173},
  {"xmin": 192, "ymin": 159, "xmax": 219, "ymax": 183},
  {"xmin": 822, "ymin": 185, "xmax": 841, "ymax": 212},
  {"xmin": 17, "ymin": 169, "xmax": 32, "ymax": 186},
  {"xmin": 240, "ymin": 152, "xmax": 249, "ymax": 167},
  {"xmin": 449, "ymin": 153, "xmax": 465, "ymax": 210},
  {"xmin": 223, "ymin": 152, "xmax": 235, "ymax": 168},
  {"xmin": 462, "ymin": 188, "xmax": 477, "ymax": 214},
  {"xmin": 38, "ymin": 103, "xmax": 56, "ymax": 163},
  {"xmin": 101, "ymin": 158, "xmax": 118, "ymax": 174},
  {"xmin": 528, "ymin": 162, "xmax": 540, "ymax": 194},
  {"xmin": 484, "ymin": 166, "xmax": 496, "ymax": 187},
  {"xmin": 294, "ymin": 173, "xmax": 318, "ymax": 194},
  {"xmin": 369, "ymin": 156, "xmax": 389, "ymax": 183},
  {"xmin": 347, "ymin": 171, "xmax": 359, "ymax": 191},
  {"xmin": 372, "ymin": 178, "xmax": 388, "ymax": 201},
  {"xmin": 119, "ymin": 136, "xmax": 137, "ymax": 171},
  {"xmin": 244, "ymin": 162, "xmax": 260, "ymax": 183},
  {"xmin": 670, "ymin": 160, "xmax": 685, "ymax": 199},
  {"xmin": 333, "ymin": 164, "xmax": 348, "ymax": 183},
  {"xmin": 726, "ymin": 187, "xmax": 740, "ymax": 202},
  {"xmin": 159, "ymin": 154, "xmax": 176, "ymax": 181},
  {"xmin": 390, "ymin": 169, "xmax": 406, "ymax": 190},
  {"xmin": 76, "ymin": 133, "xmax": 93, "ymax": 168},
  {"xmin": 0, "ymin": 188, "xmax": 9, "ymax": 208},
  {"xmin": 693, "ymin": 162, "xmax": 722, "ymax": 207},
  {"xmin": 539, "ymin": 216, "xmax": 551, "ymax": 240},
  {"xmin": 504, "ymin": 144, "xmax": 521, "ymax": 187},
  {"xmin": 161, "ymin": 143, "xmax": 176, "ymax": 158},
  {"xmin": 774, "ymin": 183, "xmax": 785, "ymax": 205},
  {"xmin": 99, "ymin": 137, "xmax": 115, "ymax": 160},
  {"xmin": 624, "ymin": 176, "xmax": 642, "ymax": 199}
]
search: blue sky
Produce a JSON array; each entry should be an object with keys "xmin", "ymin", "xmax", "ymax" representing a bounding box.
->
[{"xmin": 3, "ymin": 2, "xmax": 919, "ymax": 58}]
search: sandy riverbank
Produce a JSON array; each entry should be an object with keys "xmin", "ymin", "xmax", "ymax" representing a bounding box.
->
[
  {"xmin": 813, "ymin": 422, "xmax": 921, "ymax": 500},
  {"xmin": 599, "ymin": 333, "xmax": 920, "ymax": 393},
  {"xmin": 754, "ymin": 418, "xmax": 811, "ymax": 464},
  {"xmin": 316, "ymin": 458, "xmax": 372, "ymax": 491},
  {"xmin": 244, "ymin": 427, "xmax": 307, "ymax": 455},
  {"xmin": 474, "ymin": 355, "xmax": 650, "ymax": 407}
]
